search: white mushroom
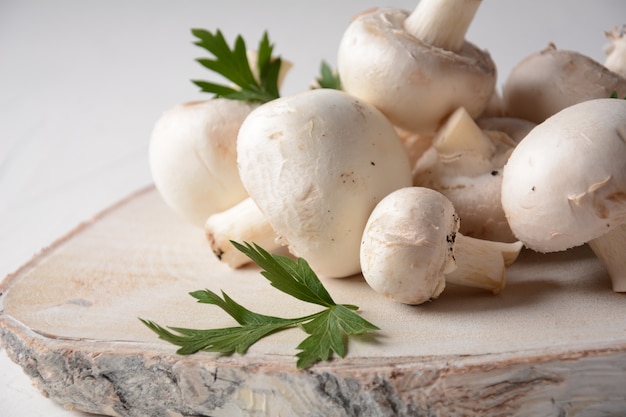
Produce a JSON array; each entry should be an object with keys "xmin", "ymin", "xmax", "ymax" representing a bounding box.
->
[
  {"xmin": 503, "ymin": 43, "xmax": 626, "ymax": 123},
  {"xmin": 236, "ymin": 88, "xmax": 413, "ymax": 278},
  {"xmin": 414, "ymin": 107, "xmax": 518, "ymax": 242},
  {"xmin": 501, "ymin": 98, "xmax": 626, "ymax": 291},
  {"xmin": 149, "ymin": 99, "xmax": 254, "ymax": 227},
  {"xmin": 360, "ymin": 187, "xmax": 458, "ymax": 304},
  {"xmin": 150, "ymin": 32, "xmax": 291, "ymax": 228},
  {"xmin": 337, "ymin": 0, "xmax": 496, "ymax": 134},
  {"xmin": 604, "ymin": 25, "xmax": 626, "ymax": 79},
  {"xmin": 360, "ymin": 187, "xmax": 523, "ymax": 305}
]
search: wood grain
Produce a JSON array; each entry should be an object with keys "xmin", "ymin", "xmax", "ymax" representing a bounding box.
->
[{"xmin": 1, "ymin": 186, "xmax": 626, "ymax": 416}]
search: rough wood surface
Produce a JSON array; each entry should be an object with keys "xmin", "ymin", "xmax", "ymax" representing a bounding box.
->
[{"xmin": 1, "ymin": 186, "xmax": 626, "ymax": 416}]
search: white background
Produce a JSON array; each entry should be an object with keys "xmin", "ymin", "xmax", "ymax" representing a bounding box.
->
[{"xmin": 1, "ymin": 1, "xmax": 625, "ymax": 415}]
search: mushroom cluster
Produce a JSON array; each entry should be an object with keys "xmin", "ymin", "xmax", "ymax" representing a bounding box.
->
[{"xmin": 150, "ymin": 0, "xmax": 626, "ymax": 305}]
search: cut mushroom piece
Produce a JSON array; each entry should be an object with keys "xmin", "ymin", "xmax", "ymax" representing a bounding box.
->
[
  {"xmin": 337, "ymin": 1, "xmax": 496, "ymax": 134},
  {"xmin": 149, "ymin": 99, "xmax": 255, "ymax": 227},
  {"xmin": 501, "ymin": 98, "xmax": 626, "ymax": 291},
  {"xmin": 204, "ymin": 197, "xmax": 285, "ymax": 268},
  {"xmin": 503, "ymin": 43, "xmax": 626, "ymax": 123},
  {"xmin": 237, "ymin": 88, "xmax": 413, "ymax": 278},
  {"xmin": 429, "ymin": 107, "xmax": 502, "ymax": 176},
  {"xmin": 360, "ymin": 187, "xmax": 523, "ymax": 305}
]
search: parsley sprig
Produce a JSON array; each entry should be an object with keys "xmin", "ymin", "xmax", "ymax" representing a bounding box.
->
[
  {"xmin": 315, "ymin": 61, "xmax": 342, "ymax": 90},
  {"xmin": 191, "ymin": 29, "xmax": 282, "ymax": 103},
  {"xmin": 140, "ymin": 241, "xmax": 379, "ymax": 369}
]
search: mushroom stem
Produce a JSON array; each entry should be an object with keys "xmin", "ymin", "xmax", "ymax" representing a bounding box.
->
[
  {"xmin": 604, "ymin": 25, "xmax": 626, "ymax": 78},
  {"xmin": 404, "ymin": 0, "xmax": 482, "ymax": 52},
  {"xmin": 587, "ymin": 223, "xmax": 626, "ymax": 292},
  {"xmin": 204, "ymin": 197, "xmax": 283, "ymax": 268},
  {"xmin": 435, "ymin": 107, "xmax": 494, "ymax": 156},
  {"xmin": 445, "ymin": 234, "xmax": 523, "ymax": 293}
]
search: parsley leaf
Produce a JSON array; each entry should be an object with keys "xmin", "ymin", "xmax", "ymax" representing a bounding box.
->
[
  {"xmin": 140, "ymin": 241, "xmax": 379, "ymax": 368},
  {"xmin": 296, "ymin": 304, "xmax": 378, "ymax": 368},
  {"xmin": 191, "ymin": 29, "xmax": 282, "ymax": 103},
  {"xmin": 230, "ymin": 241, "xmax": 335, "ymax": 307},
  {"xmin": 314, "ymin": 60, "xmax": 342, "ymax": 90},
  {"xmin": 141, "ymin": 318, "xmax": 296, "ymax": 356}
]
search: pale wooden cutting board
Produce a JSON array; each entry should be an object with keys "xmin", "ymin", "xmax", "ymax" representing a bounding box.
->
[{"xmin": 1, "ymin": 186, "xmax": 626, "ymax": 417}]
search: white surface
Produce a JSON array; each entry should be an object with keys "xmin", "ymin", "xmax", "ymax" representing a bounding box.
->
[{"xmin": 1, "ymin": 1, "xmax": 624, "ymax": 415}]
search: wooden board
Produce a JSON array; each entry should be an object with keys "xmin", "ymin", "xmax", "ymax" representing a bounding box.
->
[{"xmin": 1, "ymin": 186, "xmax": 626, "ymax": 417}]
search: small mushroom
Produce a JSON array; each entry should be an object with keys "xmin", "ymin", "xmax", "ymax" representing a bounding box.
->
[
  {"xmin": 337, "ymin": 0, "xmax": 496, "ymax": 134},
  {"xmin": 604, "ymin": 25, "xmax": 626, "ymax": 79},
  {"xmin": 502, "ymin": 43, "xmax": 626, "ymax": 123},
  {"xmin": 236, "ymin": 88, "xmax": 413, "ymax": 278},
  {"xmin": 360, "ymin": 187, "xmax": 523, "ymax": 305},
  {"xmin": 501, "ymin": 98, "xmax": 626, "ymax": 291},
  {"xmin": 149, "ymin": 99, "xmax": 254, "ymax": 227}
]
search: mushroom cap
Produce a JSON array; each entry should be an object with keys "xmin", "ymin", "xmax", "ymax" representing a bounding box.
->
[
  {"xmin": 149, "ymin": 99, "xmax": 254, "ymax": 227},
  {"xmin": 337, "ymin": 7, "xmax": 496, "ymax": 134},
  {"xmin": 360, "ymin": 187, "xmax": 459, "ymax": 305},
  {"xmin": 503, "ymin": 44, "xmax": 626, "ymax": 124},
  {"xmin": 237, "ymin": 88, "xmax": 413, "ymax": 278},
  {"xmin": 501, "ymin": 98, "xmax": 626, "ymax": 252}
]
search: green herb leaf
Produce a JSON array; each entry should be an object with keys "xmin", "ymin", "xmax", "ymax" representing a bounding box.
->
[
  {"xmin": 140, "ymin": 241, "xmax": 379, "ymax": 368},
  {"xmin": 256, "ymin": 32, "xmax": 282, "ymax": 100},
  {"xmin": 315, "ymin": 61, "xmax": 342, "ymax": 90},
  {"xmin": 191, "ymin": 29, "xmax": 282, "ymax": 103},
  {"xmin": 190, "ymin": 289, "xmax": 291, "ymax": 326},
  {"xmin": 141, "ymin": 289, "xmax": 299, "ymax": 355},
  {"xmin": 140, "ymin": 318, "xmax": 295, "ymax": 355},
  {"xmin": 296, "ymin": 304, "xmax": 379, "ymax": 369},
  {"xmin": 230, "ymin": 241, "xmax": 335, "ymax": 307}
]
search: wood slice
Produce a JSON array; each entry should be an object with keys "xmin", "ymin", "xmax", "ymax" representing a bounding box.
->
[{"xmin": 1, "ymin": 186, "xmax": 626, "ymax": 417}]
